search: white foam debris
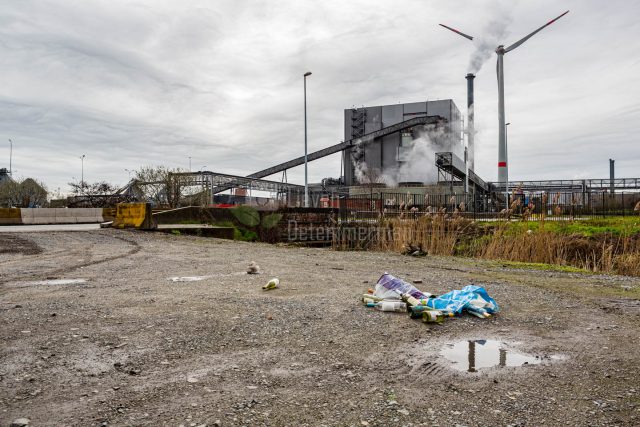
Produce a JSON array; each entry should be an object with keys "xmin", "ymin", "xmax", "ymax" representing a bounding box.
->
[
  {"xmin": 27, "ymin": 279, "xmax": 87, "ymax": 286},
  {"xmin": 167, "ymin": 276, "xmax": 210, "ymax": 282}
]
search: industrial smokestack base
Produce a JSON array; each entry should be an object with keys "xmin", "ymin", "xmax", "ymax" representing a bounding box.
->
[{"xmin": 465, "ymin": 73, "xmax": 475, "ymax": 173}]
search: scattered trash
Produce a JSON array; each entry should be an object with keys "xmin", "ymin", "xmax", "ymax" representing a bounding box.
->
[
  {"xmin": 167, "ymin": 276, "xmax": 210, "ymax": 282},
  {"xmin": 263, "ymin": 278, "xmax": 279, "ymax": 290},
  {"xmin": 422, "ymin": 310, "xmax": 445, "ymax": 324},
  {"xmin": 247, "ymin": 261, "xmax": 260, "ymax": 274},
  {"xmin": 376, "ymin": 301, "xmax": 407, "ymax": 312},
  {"xmin": 10, "ymin": 418, "xmax": 30, "ymax": 427},
  {"xmin": 425, "ymin": 285, "xmax": 499, "ymax": 318},
  {"xmin": 374, "ymin": 273, "xmax": 432, "ymax": 300},
  {"xmin": 362, "ymin": 273, "xmax": 499, "ymax": 325}
]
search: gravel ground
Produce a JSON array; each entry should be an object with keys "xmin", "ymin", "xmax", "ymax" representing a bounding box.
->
[{"xmin": 1, "ymin": 229, "xmax": 639, "ymax": 426}]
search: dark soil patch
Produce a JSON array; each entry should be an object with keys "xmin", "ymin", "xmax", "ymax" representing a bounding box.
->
[{"xmin": 0, "ymin": 234, "xmax": 42, "ymax": 255}]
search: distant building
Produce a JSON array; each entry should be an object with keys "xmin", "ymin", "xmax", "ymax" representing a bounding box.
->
[
  {"xmin": 0, "ymin": 168, "xmax": 12, "ymax": 185},
  {"xmin": 343, "ymin": 100, "xmax": 464, "ymax": 186}
]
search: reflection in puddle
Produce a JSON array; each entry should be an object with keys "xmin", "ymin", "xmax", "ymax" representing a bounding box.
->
[{"xmin": 441, "ymin": 340, "xmax": 542, "ymax": 372}]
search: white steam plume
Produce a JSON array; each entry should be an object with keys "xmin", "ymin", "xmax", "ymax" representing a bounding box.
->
[
  {"xmin": 380, "ymin": 126, "xmax": 450, "ymax": 186},
  {"xmin": 468, "ymin": 10, "xmax": 512, "ymax": 74}
]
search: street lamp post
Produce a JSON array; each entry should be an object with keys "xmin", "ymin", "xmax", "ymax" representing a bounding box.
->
[
  {"xmin": 8, "ymin": 139, "xmax": 13, "ymax": 177},
  {"xmin": 303, "ymin": 71, "xmax": 312, "ymax": 208},
  {"xmin": 80, "ymin": 155, "xmax": 86, "ymax": 189}
]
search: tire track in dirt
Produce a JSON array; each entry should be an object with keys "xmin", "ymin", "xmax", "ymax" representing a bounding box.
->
[
  {"xmin": 0, "ymin": 234, "xmax": 141, "ymax": 287},
  {"xmin": 47, "ymin": 234, "xmax": 141, "ymax": 277}
]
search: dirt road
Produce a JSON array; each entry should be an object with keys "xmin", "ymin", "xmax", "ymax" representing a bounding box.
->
[{"xmin": 1, "ymin": 229, "xmax": 639, "ymax": 426}]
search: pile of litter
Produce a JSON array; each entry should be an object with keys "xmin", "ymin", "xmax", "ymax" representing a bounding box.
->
[{"xmin": 362, "ymin": 273, "xmax": 499, "ymax": 324}]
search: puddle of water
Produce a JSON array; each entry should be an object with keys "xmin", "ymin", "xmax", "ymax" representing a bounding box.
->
[
  {"xmin": 441, "ymin": 340, "xmax": 542, "ymax": 372},
  {"xmin": 167, "ymin": 276, "xmax": 211, "ymax": 282},
  {"xmin": 27, "ymin": 279, "xmax": 87, "ymax": 286},
  {"xmin": 166, "ymin": 272, "xmax": 250, "ymax": 282}
]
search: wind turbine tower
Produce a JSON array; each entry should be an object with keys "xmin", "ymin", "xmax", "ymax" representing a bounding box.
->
[{"xmin": 440, "ymin": 10, "xmax": 569, "ymax": 190}]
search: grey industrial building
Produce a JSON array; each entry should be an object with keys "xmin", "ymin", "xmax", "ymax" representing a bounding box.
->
[{"xmin": 342, "ymin": 100, "xmax": 466, "ymax": 186}]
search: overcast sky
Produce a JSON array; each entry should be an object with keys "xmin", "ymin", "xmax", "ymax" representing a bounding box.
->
[{"xmin": 1, "ymin": 0, "xmax": 639, "ymax": 194}]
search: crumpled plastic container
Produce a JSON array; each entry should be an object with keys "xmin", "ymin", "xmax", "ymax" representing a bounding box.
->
[{"xmin": 374, "ymin": 273, "xmax": 432, "ymax": 300}]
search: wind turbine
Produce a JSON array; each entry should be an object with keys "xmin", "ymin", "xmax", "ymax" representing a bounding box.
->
[{"xmin": 440, "ymin": 10, "xmax": 569, "ymax": 191}]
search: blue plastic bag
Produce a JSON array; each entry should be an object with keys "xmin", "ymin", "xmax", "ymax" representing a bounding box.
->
[{"xmin": 426, "ymin": 285, "xmax": 499, "ymax": 318}]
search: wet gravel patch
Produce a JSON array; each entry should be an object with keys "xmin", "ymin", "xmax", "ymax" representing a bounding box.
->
[{"xmin": 1, "ymin": 230, "xmax": 639, "ymax": 426}]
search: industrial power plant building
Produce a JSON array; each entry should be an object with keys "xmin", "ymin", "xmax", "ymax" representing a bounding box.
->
[{"xmin": 342, "ymin": 100, "xmax": 466, "ymax": 186}]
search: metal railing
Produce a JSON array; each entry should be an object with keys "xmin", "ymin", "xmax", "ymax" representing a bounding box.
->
[{"xmin": 336, "ymin": 191, "xmax": 640, "ymax": 222}]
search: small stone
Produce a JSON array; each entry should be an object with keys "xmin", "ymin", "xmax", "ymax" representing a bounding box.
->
[
  {"xmin": 14, "ymin": 304, "xmax": 22, "ymax": 309},
  {"xmin": 397, "ymin": 408, "xmax": 410, "ymax": 415},
  {"xmin": 247, "ymin": 261, "xmax": 260, "ymax": 274},
  {"xmin": 10, "ymin": 419, "xmax": 30, "ymax": 427},
  {"xmin": 361, "ymin": 421, "xmax": 370, "ymax": 426},
  {"xmin": 187, "ymin": 377, "xmax": 199, "ymax": 383}
]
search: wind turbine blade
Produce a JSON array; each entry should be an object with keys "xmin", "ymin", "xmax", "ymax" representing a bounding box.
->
[
  {"xmin": 504, "ymin": 10, "xmax": 569, "ymax": 53},
  {"xmin": 439, "ymin": 24, "xmax": 474, "ymax": 41}
]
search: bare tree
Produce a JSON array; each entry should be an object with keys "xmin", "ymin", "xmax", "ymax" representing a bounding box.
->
[
  {"xmin": 67, "ymin": 180, "xmax": 122, "ymax": 207},
  {"xmin": 132, "ymin": 166, "xmax": 190, "ymax": 208},
  {"xmin": 0, "ymin": 178, "xmax": 48, "ymax": 207}
]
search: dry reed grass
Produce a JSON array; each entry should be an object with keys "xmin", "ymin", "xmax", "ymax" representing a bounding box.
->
[
  {"xmin": 344, "ymin": 215, "xmax": 640, "ymax": 276},
  {"xmin": 376, "ymin": 215, "xmax": 476, "ymax": 256}
]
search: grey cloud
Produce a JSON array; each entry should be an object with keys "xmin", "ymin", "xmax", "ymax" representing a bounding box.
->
[{"xmin": 0, "ymin": 0, "xmax": 639, "ymax": 193}]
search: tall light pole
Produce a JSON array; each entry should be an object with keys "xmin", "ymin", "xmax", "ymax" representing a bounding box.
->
[
  {"xmin": 8, "ymin": 139, "xmax": 13, "ymax": 177},
  {"xmin": 303, "ymin": 71, "xmax": 312, "ymax": 208},
  {"xmin": 80, "ymin": 154, "xmax": 86, "ymax": 188}
]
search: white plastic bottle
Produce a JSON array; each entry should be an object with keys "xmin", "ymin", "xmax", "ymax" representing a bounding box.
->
[{"xmin": 376, "ymin": 301, "xmax": 407, "ymax": 312}]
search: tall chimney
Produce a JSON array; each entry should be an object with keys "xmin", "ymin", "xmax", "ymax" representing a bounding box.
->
[
  {"xmin": 609, "ymin": 158, "xmax": 615, "ymax": 195},
  {"xmin": 465, "ymin": 73, "xmax": 475, "ymax": 172}
]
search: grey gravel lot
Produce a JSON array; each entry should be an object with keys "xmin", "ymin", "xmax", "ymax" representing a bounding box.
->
[{"xmin": 1, "ymin": 229, "xmax": 639, "ymax": 426}]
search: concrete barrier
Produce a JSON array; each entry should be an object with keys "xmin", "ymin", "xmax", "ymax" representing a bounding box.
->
[
  {"xmin": 113, "ymin": 203, "xmax": 155, "ymax": 229},
  {"xmin": 0, "ymin": 208, "xmax": 22, "ymax": 225},
  {"xmin": 20, "ymin": 208, "xmax": 105, "ymax": 225},
  {"xmin": 0, "ymin": 208, "xmax": 107, "ymax": 225}
]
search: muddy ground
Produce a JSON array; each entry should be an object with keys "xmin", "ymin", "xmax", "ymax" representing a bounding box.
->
[{"xmin": 1, "ymin": 229, "xmax": 639, "ymax": 426}]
